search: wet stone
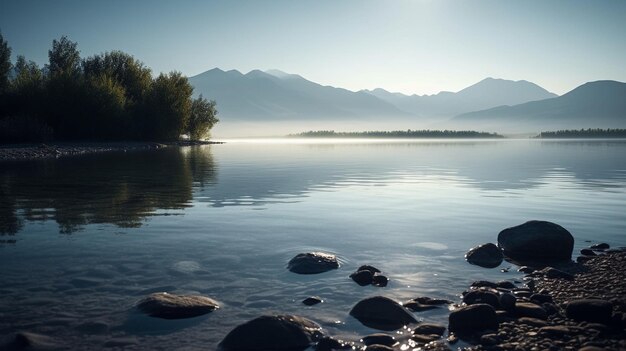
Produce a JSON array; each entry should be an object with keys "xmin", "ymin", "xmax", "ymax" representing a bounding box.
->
[
  {"xmin": 137, "ymin": 292, "xmax": 219, "ymax": 319},
  {"xmin": 350, "ymin": 270, "xmax": 374, "ymax": 286},
  {"xmin": 413, "ymin": 323, "xmax": 446, "ymax": 336},
  {"xmin": 448, "ymin": 303, "xmax": 498, "ymax": 334},
  {"xmin": 515, "ymin": 302, "xmax": 548, "ymax": 320},
  {"xmin": 219, "ymin": 314, "xmax": 323, "ymax": 351},
  {"xmin": 361, "ymin": 334, "xmax": 396, "ymax": 346},
  {"xmin": 302, "ymin": 296, "xmax": 323, "ymax": 306},
  {"xmin": 350, "ymin": 296, "xmax": 418, "ymax": 331},
  {"xmin": 372, "ymin": 274, "xmax": 389, "ymax": 287},
  {"xmin": 465, "ymin": 243, "xmax": 503, "ymax": 268},
  {"xmin": 288, "ymin": 252, "xmax": 339, "ymax": 274}
]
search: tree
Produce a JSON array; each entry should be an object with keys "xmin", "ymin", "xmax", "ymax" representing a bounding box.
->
[
  {"xmin": 0, "ymin": 32, "xmax": 11, "ymax": 94},
  {"xmin": 187, "ymin": 95, "xmax": 218, "ymax": 140},
  {"xmin": 83, "ymin": 51, "xmax": 152, "ymax": 103},
  {"xmin": 48, "ymin": 36, "xmax": 81, "ymax": 77},
  {"xmin": 141, "ymin": 72, "xmax": 193, "ymax": 140}
]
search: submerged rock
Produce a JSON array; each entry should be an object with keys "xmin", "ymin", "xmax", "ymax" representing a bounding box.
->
[
  {"xmin": 288, "ymin": 252, "xmax": 339, "ymax": 274},
  {"xmin": 413, "ymin": 323, "xmax": 446, "ymax": 336},
  {"xmin": 350, "ymin": 296, "xmax": 417, "ymax": 331},
  {"xmin": 136, "ymin": 292, "xmax": 219, "ymax": 319},
  {"xmin": 448, "ymin": 303, "xmax": 498, "ymax": 334},
  {"xmin": 497, "ymin": 220, "xmax": 574, "ymax": 262},
  {"xmin": 2, "ymin": 332, "xmax": 58, "ymax": 350},
  {"xmin": 465, "ymin": 243, "xmax": 503, "ymax": 268},
  {"xmin": 218, "ymin": 314, "xmax": 322, "ymax": 351},
  {"xmin": 361, "ymin": 333, "xmax": 396, "ymax": 346},
  {"xmin": 350, "ymin": 270, "xmax": 374, "ymax": 286},
  {"xmin": 372, "ymin": 275, "xmax": 389, "ymax": 287},
  {"xmin": 315, "ymin": 336, "xmax": 351, "ymax": 350},
  {"xmin": 302, "ymin": 296, "xmax": 323, "ymax": 306}
]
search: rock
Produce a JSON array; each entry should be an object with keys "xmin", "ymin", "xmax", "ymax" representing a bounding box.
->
[
  {"xmin": 3, "ymin": 332, "xmax": 58, "ymax": 350},
  {"xmin": 565, "ymin": 299, "xmax": 613, "ymax": 324},
  {"xmin": 303, "ymin": 296, "xmax": 323, "ymax": 306},
  {"xmin": 361, "ymin": 333, "xmax": 396, "ymax": 346},
  {"xmin": 350, "ymin": 270, "xmax": 374, "ymax": 286},
  {"xmin": 463, "ymin": 290, "xmax": 500, "ymax": 309},
  {"xmin": 471, "ymin": 280, "xmax": 498, "ymax": 289},
  {"xmin": 496, "ymin": 281, "xmax": 516, "ymax": 290},
  {"xmin": 465, "ymin": 243, "xmax": 503, "ymax": 268},
  {"xmin": 515, "ymin": 302, "xmax": 548, "ymax": 320},
  {"xmin": 357, "ymin": 265, "xmax": 381, "ymax": 273},
  {"xmin": 530, "ymin": 293, "xmax": 554, "ymax": 304},
  {"xmin": 218, "ymin": 315, "xmax": 322, "ymax": 351},
  {"xmin": 316, "ymin": 336, "xmax": 351, "ymax": 350},
  {"xmin": 413, "ymin": 323, "xmax": 446, "ymax": 336},
  {"xmin": 372, "ymin": 275, "xmax": 389, "ymax": 287},
  {"xmin": 350, "ymin": 296, "xmax": 417, "ymax": 330},
  {"xmin": 518, "ymin": 266, "xmax": 535, "ymax": 274},
  {"xmin": 411, "ymin": 334, "xmax": 439, "ymax": 343},
  {"xmin": 539, "ymin": 325, "xmax": 571, "ymax": 337},
  {"xmin": 497, "ymin": 220, "xmax": 574, "ymax": 262},
  {"xmin": 499, "ymin": 292, "xmax": 517, "ymax": 311},
  {"xmin": 517, "ymin": 317, "xmax": 548, "ymax": 327},
  {"xmin": 577, "ymin": 255, "xmax": 594, "ymax": 263},
  {"xmin": 536, "ymin": 267, "xmax": 574, "ymax": 280},
  {"xmin": 580, "ymin": 248, "xmax": 597, "ymax": 256},
  {"xmin": 364, "ymin": 345, "xmax": 394, "ymax": 351},
  {"xmin": 136, "ymin": 292, "xmax": 219, "ymax": 319},
  {"xmin": 480, "ymin": 333, "xmax": 498, "ymax": 346},
  {"xmin": 578, "ymin": 347, "xmax": 607, "ymax": 351},
  {"xmin": 448, "ymin": 303, "xmax": 498, "ymax": 334},
  {"xmin": 412, "ymin": 297, "xmax": 453, "ymax": 305},
  {"xmin": 590, "ymin": 243, "xmax": 610, "ymax": 250},
  {"xmin": 403, "ymin": 296, "xmax": 451, "ymax": 312},
  {"xmin": 288, "ymin": 252, "xmax": 339, "ymax": 274}
]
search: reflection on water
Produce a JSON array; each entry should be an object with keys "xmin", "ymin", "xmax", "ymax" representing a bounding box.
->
[
  {"xmin": 0, "ymin": 147, "xmax": 215, "ymax": 234},
  {"xmin": 0, "ymin": 140, "xmax": 625, "ymax": 350}
]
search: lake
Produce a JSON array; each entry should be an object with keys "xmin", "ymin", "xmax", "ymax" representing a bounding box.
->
[{"xmin": 1, "ymin": 139, "xmax": 625, "ymax": 350}]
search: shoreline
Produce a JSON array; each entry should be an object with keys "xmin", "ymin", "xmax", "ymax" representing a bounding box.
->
[
  {"xmin": 461, "ymin": 250, "xmax": 626, "ymax": 350},
  {"xmin": 0, "ymin": 140, "xmax": 223, "ymax": 161}
]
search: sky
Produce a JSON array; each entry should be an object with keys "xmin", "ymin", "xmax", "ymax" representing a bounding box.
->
[{"xmin": 1, "ymin": 0, "xmax": 625, "ymax": 95}]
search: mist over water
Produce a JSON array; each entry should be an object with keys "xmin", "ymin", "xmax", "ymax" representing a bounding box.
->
[{"xmin": 1, "ymin": 139, "xmax": 625, "ymax": 349}]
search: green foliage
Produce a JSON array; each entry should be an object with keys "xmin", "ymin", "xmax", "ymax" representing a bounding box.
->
[
  {"xmin": 48, "ymin": 36, "xmax": 81, "ymax": 77},
  {"xmin": 141, "ymin": 72, "xmax": 193, "ymax": 141},
  {"xmin": 82, "ymin": 51, "xmax": 152, "ymax": 103},
  {"xmin": 0, "ymin": 36, "xmax": 218, "ymax": 143},
  {"xmin": 0, "ymin": 32, "xmax": 11, "ymax": 93},
  {"xmin": 187, "ymin": 95, "xmax": 219, "ymax": 140}
]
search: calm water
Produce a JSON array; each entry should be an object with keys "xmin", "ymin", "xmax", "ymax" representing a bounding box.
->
[{"xmin": 1, "ymin": 139, "xmax": 625, "ymax": 350}]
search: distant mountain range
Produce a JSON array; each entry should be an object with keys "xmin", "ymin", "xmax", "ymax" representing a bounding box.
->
[
  {"xmin": 189, "ymin": 68, "xmax": 626, "ymax": 136},
  {"xmin": 362, "ymin": 78, "xmax": 557, "ymax": 118},
  {"xmin": 453, "ymin": 80, "xmax": 626, "ymax": 131}
]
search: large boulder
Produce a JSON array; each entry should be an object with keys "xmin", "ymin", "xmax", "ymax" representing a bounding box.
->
[
  {"xmin": 136, "ymin": 292, "xmax": 219, "ymax": 319},
  {"xmin": 350, "ymin": 296, "xmax": 417, "ymax": 331},
  {"xmin": 448, "ymin": 303, "xmax": 498, "ymax": 334},
  {"xmin": 465, "ymin": 243, "xmax": 503, "ymax": 268},
  {"xmin": 497, "ymin": 221, "xmax": 574, "ymax": 262},
  {"xmin": 288, "ymin": 252, "xmax": 339, "ymax": 274},
  {"xmin": 218, "ymin": 315, "xmax": 322, "ymax": 351}
]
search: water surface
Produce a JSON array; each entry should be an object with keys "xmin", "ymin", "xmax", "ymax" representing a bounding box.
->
[{"xmin": 1, "ymin": 139, "xmax": 625, "ymax": 349}]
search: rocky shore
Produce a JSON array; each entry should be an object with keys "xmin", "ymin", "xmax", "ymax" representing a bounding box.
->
[{"xmin": 0, "ymin": 140, "xmax": 222, "ymax": 161}]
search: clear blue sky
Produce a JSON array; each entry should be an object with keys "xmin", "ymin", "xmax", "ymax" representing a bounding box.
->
[{"xmin": 1, "ymin": 0, "xmax": 625, "ymax": 95}]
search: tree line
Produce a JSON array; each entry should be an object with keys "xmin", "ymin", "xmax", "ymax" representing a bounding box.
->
[
  {"xmin": 535, "ymin": 129, "xmax": 626, "ymax": 138},
  {"xmin": 291, "ymin": 130, "xmax": 504, "ymax": 138},
  {"xmin": 0, "ymin": 33, "xmax": 218, "ymax": 143}
]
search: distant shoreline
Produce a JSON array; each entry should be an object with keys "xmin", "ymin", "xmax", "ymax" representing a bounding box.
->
[
  {"xmin": 0, "ymin": 140, "xmax": 223, "ymax": 162},
  {"xmin": 289, "ymin": 130, "xmax": 504, "ymax": 138}
]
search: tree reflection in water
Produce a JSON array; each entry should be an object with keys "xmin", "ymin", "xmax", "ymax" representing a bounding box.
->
[{"xmin": 0, "ymin": 146, "xmax": 216, "ymax": 235}]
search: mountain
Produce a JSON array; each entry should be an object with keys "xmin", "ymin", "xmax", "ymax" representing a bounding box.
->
[
  {"xmin": 188, "ymin": 68, "xmax": 411, "ymax": 121},
  {"xmin": 363, "ymin": 78, "xmax": 557, "ymax": 118},
  {"xmin": 453, "ymin": 80, "xmax": 626, "ymax": 131}
]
